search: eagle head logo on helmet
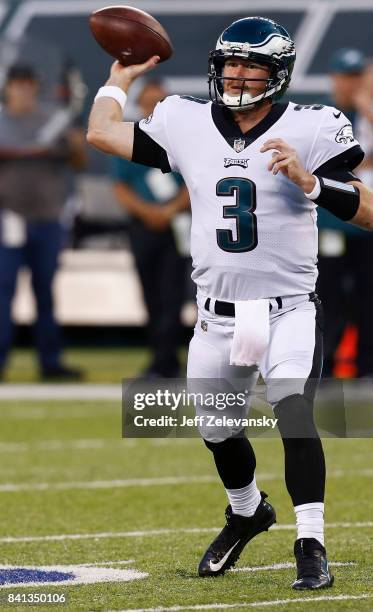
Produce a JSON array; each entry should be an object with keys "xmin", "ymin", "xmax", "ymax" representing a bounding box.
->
[{"xmin": 208, "ymin": 16, "xmax": 296, "ymax": 111}]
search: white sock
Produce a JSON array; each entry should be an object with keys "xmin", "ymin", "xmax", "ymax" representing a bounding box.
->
[
  {"xmin": 294, "ymin": 502, "xmax": 324, "ymax": 546},
  {"xmin": 226, "ymin": 477, "xmax": 261, "ymax": 517}
]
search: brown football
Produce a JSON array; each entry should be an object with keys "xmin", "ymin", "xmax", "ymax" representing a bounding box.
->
[{"xmin": 89, "ymin": 5, "xmax": 173, "ymax": 66}]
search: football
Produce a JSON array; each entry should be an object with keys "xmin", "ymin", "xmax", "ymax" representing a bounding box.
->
[{"xmin": 89, "ymin": 5, "xmax": 173, "ymax": 66}]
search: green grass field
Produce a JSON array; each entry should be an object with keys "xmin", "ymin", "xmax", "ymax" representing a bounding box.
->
[
  {"xmin": 2, "ymin": 348, "xmax": 157, "ymax": 383},
  {"xmin": 0, "ymin": 349, "xmax": 372, "ymax": 611}
]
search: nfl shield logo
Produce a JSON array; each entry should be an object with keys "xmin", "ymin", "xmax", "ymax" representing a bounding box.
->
[
  {"xmin": 201, "ymin": 320, "xmax": 208, "ymax": 332},
  {"xmin": 233, "ymin": 138, "xmax": 245, "ymax": 153}
]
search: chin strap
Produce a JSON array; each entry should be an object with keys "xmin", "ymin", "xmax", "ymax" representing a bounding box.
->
[
  {"xmin": 222, "ymin": 92, "xmax": 256, "ymax": 108},
  {"xmin": 221, "ymin": 77, "xmax": 286, "ymax": 110}
]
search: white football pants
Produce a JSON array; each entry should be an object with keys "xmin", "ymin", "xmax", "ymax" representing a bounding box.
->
[{"xmin": 187, "ymin": 293, "xmax": 322, "ymax": 442}]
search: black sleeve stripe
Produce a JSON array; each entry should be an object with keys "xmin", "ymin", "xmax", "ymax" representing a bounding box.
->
[
  {"xmin": 315, "ymin": 168, "xmax": 361, "ymax": 183},
  {"xmin": 131, "ymin": 122, "xmax": 172, "ymax": 173},
  {"xmin": 313, "ymin": 144, "xmax": 364, "ymax": 183}
]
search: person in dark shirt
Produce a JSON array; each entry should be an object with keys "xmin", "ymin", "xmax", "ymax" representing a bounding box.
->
[
  {"xmin": 0, "ymin": 63, "xmax": 86, "ymax": 380},
  {"xmin": 317, "ymin": 49, "xmax": 373, "ymax": 377},
  {"xmin": 112, "ymin": 80, "xmax": 190, "ymax": 378}
]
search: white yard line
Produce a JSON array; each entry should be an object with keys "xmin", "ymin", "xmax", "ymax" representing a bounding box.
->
[
  {"xmin": 0, "ymin": 384, "xmax": 121, "ymax": 400},
  {"xmin": 271, "ymin": 522, "xmax": 373, "ymax": 530},
  {"xmin": 0, "ymin": 439, "xmax": 125, "ymax": 453},
  {"xmin": 1, "ymin": 381, "xmax": 373, "ymax": 402},
  {"xmin": 0, "ymin": 529, "xmax": 216, "ymax": 544},
  {"xmin": 0, "ymin": 468, "xmax": 371, "ymax": 493},
  {"xmin": 116, "ymin": 594, "xmax": 372, "ymax": 611},
  {"xmin": 232, "ymin": 561, "xmax": 356, "ymax": 572},
  {"xmin": 0, "ymin": 475, "xmax": 218, "ymax": 492},
  {"xmin": 0, "ymin": 438, "xmax": 197, "ymax": 453},
  {"xmin": 0, "ymin": 407, "xmax": 119, "ymax": 420},
  {"xmin": 0, "ymin": 523, "xmax": 371, "ymax": 544},
  {"xmin": 76, "ymin": 559, "xmax": 134, "ymax": 567}
]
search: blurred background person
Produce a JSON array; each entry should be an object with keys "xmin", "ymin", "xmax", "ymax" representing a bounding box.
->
[
  {"xmin": 111, "ymin": 79, "xmax": 190, "ymax": 378},
  {"xmin": 355, "ymin": 60, "xmax": 373, "ymax": 188},
  {"xmin": 317, "ymin": 49, "xmax": 373, "ymax": 377},
  {"xmin": 0, "ymin": 63, "xmax": 87, "ymax": 380}
]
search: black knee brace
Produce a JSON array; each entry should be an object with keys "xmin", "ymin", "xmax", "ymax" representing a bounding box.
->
[
  {"xmin": 274, "ymin": 394, "xmax": 325, "ymax": 505},
  {"xmin": 204, "ymin": 431, "xmax": 256, "ymax": 489}
]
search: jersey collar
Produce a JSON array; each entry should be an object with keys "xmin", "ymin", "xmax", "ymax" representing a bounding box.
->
[{"xmin": 211, "ymin": 101, "xmax": 289, "ymax": 152}]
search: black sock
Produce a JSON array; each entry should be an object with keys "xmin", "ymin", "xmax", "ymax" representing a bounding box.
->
[{"xmin": 204, "ymin": 433, "xmax": 256, "ymax": 489}]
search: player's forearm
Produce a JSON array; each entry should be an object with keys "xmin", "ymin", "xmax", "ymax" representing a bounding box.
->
[
  {"xmin": 87, "ymin": 98, "xmax": 123, "ymax": 151},
  {"xmin": 87, "ymin": 57, "xmax": 159, "ymax": 158},
  {"xmin": 88, "ymin": 95, "xmax": 123, "ymax": 128},
  {"xmin": 87, "ymin": 108, "xmax": 134, "ymax": 158},
  {"xmin": 348, "ymin": 182, "xmax": 373, "ymax": 230},
  {"xmin": 113, "ymin": 182, "xmax": 151, "ymax": 219}
]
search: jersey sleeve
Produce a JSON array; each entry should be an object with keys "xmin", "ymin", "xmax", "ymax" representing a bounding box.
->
[
  {"xmin": 307, "ymin": 107, "xmax": 364, "ymax": 176},
  {"xmin": 132, "ymin": 96, "xmax": 179, "ymax": 173}
]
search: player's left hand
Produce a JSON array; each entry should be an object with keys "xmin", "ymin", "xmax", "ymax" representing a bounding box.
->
[{"xmin": 260, "ymin": 138, "xmax": 316, "ymax": 193}]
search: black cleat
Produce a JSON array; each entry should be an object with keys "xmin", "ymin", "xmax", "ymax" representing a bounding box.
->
[
  {"xmin": 198, "ymin": 491, "xmax": 276, "ymax": 577},
  {"xmin": 292, "ymin": 538, "xmax": 334, "ymax": 590}
]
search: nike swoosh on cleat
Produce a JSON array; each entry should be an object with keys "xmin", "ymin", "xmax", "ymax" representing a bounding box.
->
[
  {"xmin": 333, "ymin": 111, "xmax": 341, "ymax": 118},
  {"xmin": 209, "ymin": 540, "xmax": 241, "ymax": 572}
]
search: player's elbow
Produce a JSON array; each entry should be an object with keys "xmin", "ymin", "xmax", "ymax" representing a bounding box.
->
[
  {"xmin": 86, "ymin": 127, "xmax": 126, "ymax": 157},
  {"xmin": 87, "ymin": 120, "xmax": 133, "ymax": 159},
  {"xmin": 86, "ymin": 128, "xmax": 117, "ymax": 155},
  {"xmin": 86, "ymin": 128, "xmax": 106, "ymax": 150}
]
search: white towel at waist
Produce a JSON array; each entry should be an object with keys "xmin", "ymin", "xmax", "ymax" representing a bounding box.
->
[{"xmin": 230, "ymin": 299, "xmax": 270, "ymax": 367}]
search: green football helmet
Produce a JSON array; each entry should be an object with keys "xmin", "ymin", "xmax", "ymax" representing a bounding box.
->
[{"xmin": 208, "ymin": 16, "xmax": 296, "ymax": 110}]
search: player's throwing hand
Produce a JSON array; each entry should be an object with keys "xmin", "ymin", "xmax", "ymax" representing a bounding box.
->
[{"xmin": 107, "ymin": 56, "xmax": 160, "ymax": 92}]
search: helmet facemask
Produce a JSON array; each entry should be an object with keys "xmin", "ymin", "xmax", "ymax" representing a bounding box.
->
[{"xmin": 209, "ymin": 50, "xmax": 288, "ymax": 111}]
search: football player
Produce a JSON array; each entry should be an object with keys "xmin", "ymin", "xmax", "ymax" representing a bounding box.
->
[{"xmin": 87, "ymin": 16, "xmax": 373, "ymax": 589}]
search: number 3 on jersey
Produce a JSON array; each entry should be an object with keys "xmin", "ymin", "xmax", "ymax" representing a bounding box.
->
[{"xmin": 216, "ymin": 178, "xmax": 258, "ymax": 253}]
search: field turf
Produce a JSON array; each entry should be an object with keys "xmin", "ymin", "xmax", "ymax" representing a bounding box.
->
[
  {"xmin": 0, "ymin": 349, "xmax": 372, "ymax": 611},
  {"xmin": 2, "ymin": 348, "xmax": 154, "ymax": 383}
]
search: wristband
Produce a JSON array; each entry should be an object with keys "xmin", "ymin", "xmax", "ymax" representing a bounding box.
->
[
  {"xmin": 94, "ymin": 86, "xmax": 127, "ymax": 110},
  {"xmin": 306, "ymin": 175, "xmax": 360, "ymax": 221},
  {"xmin": 304, "ymin": 176, "xmax": 321, "ymax": 200}
]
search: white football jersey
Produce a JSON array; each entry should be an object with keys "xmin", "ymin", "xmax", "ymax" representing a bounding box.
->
[{"xmin": 138, "ymin": 97, "xmax": 362, "ymax": 301}]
